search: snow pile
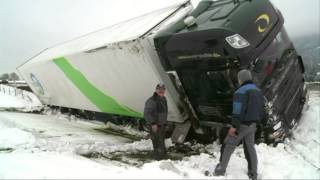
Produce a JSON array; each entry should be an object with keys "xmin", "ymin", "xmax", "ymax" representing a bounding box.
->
[
  {"xmin": 0, "ymin": 152, "xmax": 117, "ymax": 179},
  {"xmin": 104, "ymin": 121, "xmax": 148, "ymax": 138},
  {"xmin": 76, "ymin": 139, "xmax": 153, "ymax": 155},
  {"xmin": 0, "ymin": 112, "xmax": 131, "ymax": 154},
  {"xmin": 0, "ymin": 113, "xmax": 36, "ymax": 150},
  {"xmin": 289, "ymin": 91, "xmax": 320, "ymax": 168},
  {"xmin": 0, "ymin": 152, "xmax": 187, "ymax": 179},
  {"xmin": 0, "ymin": 93, "xmax": 25, "ymax": 109},
  {"xmin": 0, "ymin": 84, "xmax": 42, "ymax": 111},
  {"xmin": 0, "ymin": 128, "xmax": 35, "ymax": 149},
  {"xmin": 257, "ymin": 143, "xmax": 318, "ymax": 179}
]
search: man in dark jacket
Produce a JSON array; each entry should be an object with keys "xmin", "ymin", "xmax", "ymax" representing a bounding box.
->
[
  {"xmin": 214, "ymin": 69, "xmax": 265, "ymax": 180},
  {"xmin": 144, "ymin": 83, "xmax": 168, "ymax": 160}
]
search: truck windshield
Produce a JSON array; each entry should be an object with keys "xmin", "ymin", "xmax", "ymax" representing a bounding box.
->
[{"xmin": 251, "ymin": 28, "xmax": 291, "ymax": 87}]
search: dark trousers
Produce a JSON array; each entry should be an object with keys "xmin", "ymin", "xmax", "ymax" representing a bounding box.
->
[
  {"xmin": 150, "ymin": 125, "xmax": 166, "ymax": 160},
  {"xmin": 219, "ymin": 136, "xmax": 253, "ymax": 173},
  {"xmin": 219, "ymin": 123, "xmax": 258, "ymax": 178}
]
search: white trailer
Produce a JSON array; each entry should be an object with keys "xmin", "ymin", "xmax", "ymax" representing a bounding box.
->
[{"xmin": 17, "ymin": 1, "xmax": 193, "ymax": 127}]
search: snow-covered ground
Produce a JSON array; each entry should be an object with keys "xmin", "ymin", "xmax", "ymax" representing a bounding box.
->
[{"xmin": 0, "ymin": 86, "xmax": 319, "ymax": 179}]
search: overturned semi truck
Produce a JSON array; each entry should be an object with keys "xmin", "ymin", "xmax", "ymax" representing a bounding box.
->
[{"xmin": 17, "ymin": 0, "xmax": 306, "ymax": 144}]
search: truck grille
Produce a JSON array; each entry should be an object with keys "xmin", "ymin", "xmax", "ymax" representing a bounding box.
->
[{"xmin": 198, "ymin": 105, "xmax": 222, "ymax": 117}]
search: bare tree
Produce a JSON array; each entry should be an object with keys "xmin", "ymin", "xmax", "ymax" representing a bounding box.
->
[
  {"xmin": 0, "ymin": 73, "xmax": 9, "ymax": 80},
  {"xmin": 9, "ymin": 72, "xmax": 20, "ymax": 81}
]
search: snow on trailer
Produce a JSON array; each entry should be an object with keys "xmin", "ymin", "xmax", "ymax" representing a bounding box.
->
[{"xmin": 17, "ymin": 1, "xmax": 192, "ymax": 123}]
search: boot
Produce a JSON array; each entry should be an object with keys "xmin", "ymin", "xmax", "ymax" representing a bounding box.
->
[{"xmin": 214, "ymin": 163, "xmax": 225, "ymax": 176}]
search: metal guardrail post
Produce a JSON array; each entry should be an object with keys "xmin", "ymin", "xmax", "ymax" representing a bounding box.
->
[{"xmin": 306, "ymin": 82, "xmax": 320, "ymax": 91}]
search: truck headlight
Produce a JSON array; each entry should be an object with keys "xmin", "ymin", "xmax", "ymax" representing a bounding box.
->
[
  {"xmin": 225, "ymin": 34, "xmax": 250, "ymax": 49},
  {"xmin": 273, "ymin": 121, "xmax": 282, "ymax": 130}
]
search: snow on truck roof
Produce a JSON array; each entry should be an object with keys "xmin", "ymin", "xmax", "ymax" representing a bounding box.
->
[{"xmin": 19, "ymin": 1, "xmax": 190, "ymax": 67}]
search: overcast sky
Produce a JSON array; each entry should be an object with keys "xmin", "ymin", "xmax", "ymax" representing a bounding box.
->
[{"xmin": 0, "ymin": 0, "xmax": 319, "ymax": 75}]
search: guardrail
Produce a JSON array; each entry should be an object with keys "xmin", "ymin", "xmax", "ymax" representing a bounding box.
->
[
  {"xmin": 305, "ymin": 82, "xmax": 320, "ymax": 92},
  {"xmin": 0, "ymin": 84, "xmax": 32, "ymax": 102}
]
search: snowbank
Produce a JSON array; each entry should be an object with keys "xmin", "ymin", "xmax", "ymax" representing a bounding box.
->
[
  {"xmin": 0, "ymin": 152, "xmax": 118, "ymax": 179},
  {"xmin": 0, "ymin": 128, "xmax": 35, "ymax": 149},
  {"xmin": 0, "ymin": 84, "xmax": 42, "ymax": 111}
]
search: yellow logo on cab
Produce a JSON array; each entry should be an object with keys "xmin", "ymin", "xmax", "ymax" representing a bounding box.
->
[{"xmin": 255, "ymin": 14, "xmax": 272, "ymax": 33}]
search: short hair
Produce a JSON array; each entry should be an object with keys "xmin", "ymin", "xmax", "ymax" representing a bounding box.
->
[
  {"xmin": 237, "ymin": 69, "xmax": 252, "ymax": 82},
  {"xmin": 156, "ymin": 83, "xmax": 166, "ymax": 90}
]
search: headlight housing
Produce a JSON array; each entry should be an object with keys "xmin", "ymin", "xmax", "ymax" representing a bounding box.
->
[
  {"xmin": 225, "ymin": 34, "xmax": 250, "ymax": 49},
  {"xmin": 273, "ymin": 121, "xmax": 282, "ymax": 130}
]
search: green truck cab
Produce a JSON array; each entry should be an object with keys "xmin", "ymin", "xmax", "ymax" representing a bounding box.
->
[{"xmin": 154, "ymin": 0, "xmax": 306, "ymax": 142}]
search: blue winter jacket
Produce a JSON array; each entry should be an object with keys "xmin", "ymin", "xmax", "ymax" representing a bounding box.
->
[{"xmin": 232, "ymin": 81, "xmax": 265, "ymax": 129}]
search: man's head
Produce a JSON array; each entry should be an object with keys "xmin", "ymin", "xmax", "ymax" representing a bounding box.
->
[
  {"xmin": 155, "ymin": 83, "xmax": 166, "ymax": 97},
  {"xmin": 237, "ymin": 69, "xmax": 252, "ymax": 85}
]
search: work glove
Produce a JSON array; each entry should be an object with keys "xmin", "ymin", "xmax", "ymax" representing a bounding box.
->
[
  {"xmin": 228, "ymin": 127, "xmax": 237, "ymax": 137},
  {"xmin": 151, "ymin": 124, "xmax": 159, "ymax": 132}
]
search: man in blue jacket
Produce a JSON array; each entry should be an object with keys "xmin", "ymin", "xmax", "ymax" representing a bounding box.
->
[{"xmin": 214, "ymin": 69, "xmax": 265, "ymax": 180}]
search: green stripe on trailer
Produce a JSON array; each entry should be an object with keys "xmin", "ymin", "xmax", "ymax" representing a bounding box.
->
[{"xmin": 53, "ymin": 57, "xmax": 143, "ymax": 118}]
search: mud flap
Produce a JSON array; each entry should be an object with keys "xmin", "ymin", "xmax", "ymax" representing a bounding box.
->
[{"xmin": 171, "ymin": 120, "xmax": 191, "ymax": 144}]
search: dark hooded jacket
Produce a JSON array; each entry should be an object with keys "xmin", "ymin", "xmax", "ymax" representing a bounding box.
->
[
  {"xmin": 144, "ymin": 92, "xmax": 168, "ymax": 126},
  {"xmin": 232, "ymin": 81, "xmax": 266, "ymax": 129}
]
